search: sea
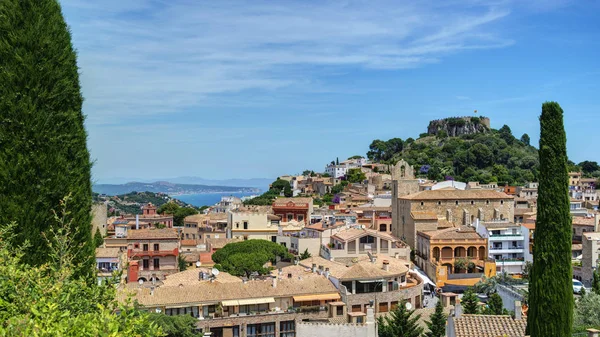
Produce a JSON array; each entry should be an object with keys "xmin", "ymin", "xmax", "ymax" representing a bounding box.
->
[{"xmin": 175, "ymin": 191, "xmax": 260, "ymax": 207}]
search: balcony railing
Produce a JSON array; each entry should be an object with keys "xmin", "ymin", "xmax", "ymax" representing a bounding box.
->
[
  {"xmin": 495, "ymin": 258, "xmax": 525, "ymax": 262},
  {"xmin": 490, "ymin": 246, "xmax": 524, "ymax": 251},
  {"xmin": 489, "ymin": 234, "xmax": 522, "ymax": 237}
]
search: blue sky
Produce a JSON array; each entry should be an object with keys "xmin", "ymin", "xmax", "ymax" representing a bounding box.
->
[{"xmin": 60, "ymin": 0, "xmax": 600, "ymax": 183}]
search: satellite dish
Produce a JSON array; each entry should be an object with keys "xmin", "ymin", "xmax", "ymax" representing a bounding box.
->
[
  {"xmin": 196, "ymin": 261, "xmax": 201, "ymax": 268},
  {"xmin": 138, "ymin": 279, "xmax": 144, "ymax": 285},
  {"xmin": 211, "ymin": 268, "xmax": 220, "ymax": 276},
  {"xmin": 405, "ymin": 302, "xmax": 413, "ymax": 310}
]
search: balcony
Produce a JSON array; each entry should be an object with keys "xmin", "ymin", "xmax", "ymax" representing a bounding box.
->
[
  {"xmin": 128, "ymin": 248, "xmax": 178, "ymax": 258},
  {"xmin": 495, "ymin": 258, "xmax": 525, "ymax": 266},
  {"xmin": 489, "ymin": 246, "xmax": 524, "ymax": 254},
  {"xmin": 489, "ymin": 234, "xmax": 524, "ymax": 241}
]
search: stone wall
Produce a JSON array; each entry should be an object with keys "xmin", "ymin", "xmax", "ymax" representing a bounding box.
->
[
  {"xmin": 297, "ymin": 321, "xmax": 375, "ymax": 337},
  {"xmin": 92, "ymin": 202, "xmax": 107, "ymax": 236}
]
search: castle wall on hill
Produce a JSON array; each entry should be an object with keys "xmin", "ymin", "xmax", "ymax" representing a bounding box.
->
[{"xmin": 427, "ymin": 116, "xmax": 490, "ymax": 137}]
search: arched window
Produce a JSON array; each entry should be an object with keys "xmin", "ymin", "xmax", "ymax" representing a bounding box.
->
[{"xmin": 401, "ymin": 166, "xmax": 406, "ymax": 178}]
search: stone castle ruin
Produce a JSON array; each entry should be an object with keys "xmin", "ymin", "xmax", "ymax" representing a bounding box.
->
[{"xmin": 427, "ymin": 116, "xmax": 490, "ymax": 137}]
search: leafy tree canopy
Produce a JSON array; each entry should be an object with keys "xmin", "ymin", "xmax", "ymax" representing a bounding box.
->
[
  {"xmin": 157, "ymin": 202, "xmax": 198, "ymax": 226},
  {"xmin": 244, "ymin": 178, "xmax": 292, "ymax": 206},
  {"xmin": 212, "ymin": 240, "xmax": 292, "ymax": 277},
  {"xmin": 461, "ymin": 288, "xmax": 480, "ymax": 314},
  {"xmin": 147, "ymin": 313, "xmax": 200, "ymax": 337},
  {"xmin": 346, "ymin": 168, "xmax": 366, "ymax": 183}
]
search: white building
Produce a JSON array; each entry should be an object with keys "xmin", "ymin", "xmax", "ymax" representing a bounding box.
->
[
  {"xmin": 581, "ymin": 232, "xmax": 600, "ymax": 286},
  {"xmin": 325, "ymin": 158, "xmax": 368, "ymax": 178},
  {"xmin": 473, "ymin": 220, "xmax": 531, "ymax": 275}
]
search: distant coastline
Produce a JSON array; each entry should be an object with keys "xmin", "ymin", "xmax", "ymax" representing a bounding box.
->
[{"xmin": 176, "ymin": 191, "xmax": 261, "ymax": 207}]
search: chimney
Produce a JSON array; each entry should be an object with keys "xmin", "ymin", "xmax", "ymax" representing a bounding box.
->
[
  {"xmin": 587, "ymin": 329, "xmax": 600, "ymax": 337},
  {"xmin": 312, "ymin": 263, "xmax": 317, "ymax": 273},
  {"xmin": 324, "ymin": 267, "xmax": 330, "ymax": 279},
  {"xmin": 318, "ymin": 265, "xmax": 324, "ymax": 275},
  {"xmin": 150, "ymin": 286, "xmax": 155, "ymax": 296},
  {"xmin": 382, "ymin": 260, "xmax": 389, "ymax": 272},
  {"xmin": 287, "ymin": 273, "xmax": 292, "ymax": 279},
  {"xmin": 595, "ymin": 213, "xmax": 599, "ymax": 232},
  {"xmin": 454, "ymin": 301, "xmax": 462, "ymax": 318},
  {"xmin": 514, "ymin": 301, "xmax": 522, "ymax": 320},
  {"xmin": 272, "ymin": 276, "xmax": 277, "ymax": 288},
  {"xmin": 136, "ymin": 214, "xmax": 139, "ymax": 230},
  {"xmin": 515, "ymin": 301, "xmax": 523, "ymax": 321}
]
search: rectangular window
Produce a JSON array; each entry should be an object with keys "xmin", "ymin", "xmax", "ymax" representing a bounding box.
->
[
  {"xmin": 134, "ymin": 243, "xmax": 139, "ymax": 249},
  {"xmin": 378, "ymin": 302, "xmax": 388, "ymax": 312},
  {"xmin": 287, "ymin": 214, "xmax": 294, "ymax": 222},
  {"xmin": 154, "ymin": 243, "xmax": 159, "ymax": 251},
  {"xmin": 280, "ymin": 320, "xmax": 295, "ymax": 337},
  {"xmin": 153, "ymin": 258, "xmax": 160, "ymax": 270},
  {"xmin": 142, "ymin": 259, "xmax": 149, "ymax": 270},
  {"xmin": 390, "ymin": 301, "xmax": 399, "ymax": 310},
  {"xmin": 271, "ymin": 236, "xmax": 277, "ymax": 243},
  {"xmin": 357, "ymin": 316, "xmax": 364, "ymax": 324},
  {"xmin": 336, "ymin": 306, "xmax": 343, "ymax": 316},
  {"xmin": 143, "ymin": 244, "xmax": 149, "ymax": 251},
  {"xmin": 243, "ymin": 221, "xmax": 248, "ymax": 229},
  {"xmin": 352, "ymin": 305, "xmax": 362, "ymax": 313},
  {"xmin": 297, "ymin": 215, "xmax": 304, "ymax": 222}
]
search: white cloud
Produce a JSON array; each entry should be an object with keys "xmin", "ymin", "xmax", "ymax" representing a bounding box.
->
[{"xmin": 60, "ymin": 0, "xmax": 515, "ymax": 124}]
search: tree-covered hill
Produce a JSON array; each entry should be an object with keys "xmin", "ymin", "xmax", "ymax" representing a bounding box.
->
[
  {"xmin": 367, "ymin": 119, "xmax": 595, "ymax": 185},
  {"xmin": 94, "ymin": 191, "xmax": 198, "ymax": 216}
]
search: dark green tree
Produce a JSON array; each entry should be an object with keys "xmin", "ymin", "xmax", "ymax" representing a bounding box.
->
[
  {"xmin": 147, "ymin": 313, "xmax": 201, "ymax": 337},
  {"xmin": 425, "ymin": 298, "xmax": 446, "ymax": 337},
  {"xmin": 592, "ymin": 269, "xmax": 600, "ymax": 295},
  {"xmin": 346, "ymin": 168, "xmax": 366, "ymax": 183},
  {"xmin": 377, "ymin": 301, "xmax": 423, "ymax": 337},
  {"xmin": 579, "ymin": 161, "xmax": 600, "ymax": 175},
  {"xmin": 461, "ymin": 288, "xmax": 479, "ymax": 314},
  {"xmin": 521, "ymin": 133, "xmax": 531, "ymax": 146},
  {"xmin": 299, "ymin": 248, "xmax": 311, "ymax": 260},
  {"xmin": 336, "ymin": 157, "xmax": 339, "ymax": 165},
  {"xmin": 283, "ymin": 184, "xmax": 293, "ymax": 197},
  {"xmin": 526, "ymin": 102, "xmax": 573, "ymax": 337},
  {"xmin": 486, "ymin": 293, "xmax": 504, "ymax": 315},
  {"xmin": 499, "ymin": 124, "xmax": 514, "ymax": 144},
  {"xmin": 212, "ymin": 240, "xmax": 292, "ymax": 277},
  {"xmin": 94, "ymin": 228, "xmax": 104, "ymax": 248},
  {"xmin": 178, "ymin": 255, "xmax": 187, "ymax": 272},
  {"xmin": 0, "ymin": 0, "xmax": 94, "ymax": 279}
]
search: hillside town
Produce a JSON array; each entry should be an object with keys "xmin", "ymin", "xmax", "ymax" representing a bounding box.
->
[{"xmin": 92, "ymin": 135, "xmax": 600, "ymax": 336}]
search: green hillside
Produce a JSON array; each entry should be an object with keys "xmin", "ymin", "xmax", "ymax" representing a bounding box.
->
[
  {"xmin": 94, "ymin": 191, "xmax": 198, "ymax": 216},
  {"xmin": 367, "ymin": 123, "xmax": 588, "ymax": 185}
]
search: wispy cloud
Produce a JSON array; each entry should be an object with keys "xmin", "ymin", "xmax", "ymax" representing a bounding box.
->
[
  {"xmin": 456, "ymin": 96, "xmax": 472, "ymax": 100},
  {"xmin": 61, "ymin": 0, "xmax": 515, "ymax": 124}
]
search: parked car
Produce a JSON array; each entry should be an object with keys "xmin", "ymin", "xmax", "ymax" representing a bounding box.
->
[{"xmin": 573, "ymin": 279, "xmax": 584, "ymax": 294}]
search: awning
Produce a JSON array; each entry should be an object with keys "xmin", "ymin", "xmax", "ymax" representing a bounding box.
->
[
  {"xmin": 411, "ymin": 266, "xmax": 436, "ymax": 287},
  {"xmin": 237, "ymin": 297, "xmax": 275, "ymax": 305},
  {"xmin": 293, "ymin": 293, "xmax": 341, "ymax": 302},
  {"xmin": 221, "ymin": 300, "xmax": 239, "ymax": 306}
]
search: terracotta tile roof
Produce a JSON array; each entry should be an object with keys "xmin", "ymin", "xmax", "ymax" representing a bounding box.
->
[
  {"xmin": 573, "ymin": 216, "xmax": 596, "ymax": 227},
  {"xmin": 162, "ymin": 268, "xmax": 241, "ymax": 287},
  {"xmin": 272, "ymin": 197, "xmax": 313, "ymax": 207},
  {"xmin": 453, "ymin": 315, "xmax": 527, "ymax": 337},
  {"xmin": 304, "ymin": 221, "xmax": 346, "ymax": 232},
  {"xmin": 95, "ymin": 247, "xmax": 121, "ymax": 258},
  {"xmin": 419, "ymin": 226, "xmax": 483, "ymax": 240},
  {"xmin": 207, "ymin": 237, "xmax": 242, "ymax": 249},
  {"xmin": 127, "ymin": 228, "xmax": 179, "ymax": 240},
  {"xmin": 411, "ymin": 211, "xmax": 438, "ymax": 220},
  {"xmin": 184, "ymin": 214, "xmax": 207, "ymax": 223},
  {"xmin": 331, "ymin": 227, "xmax": 402, "ymax": 243},
  {"xmin": 180, "ymin": 239, "xmax": 200, "ymax": 246},
  {"xmin": 400, "ymin": 189, "xmax": 513, "ymax": 201},
  {"xmin": 120, "ymin": 269, "xmax": 337, "ymax": 307},
  {"xmin": 232, "ymin": 205, "xmax": 273, "ymax": 213},
  {"xmin": 298, "ymin": 255, "xmax": 409, "ymax": 281},
  {"xmin": 584, "ymin": 232, "xmax": 600, "ymax": 240}
]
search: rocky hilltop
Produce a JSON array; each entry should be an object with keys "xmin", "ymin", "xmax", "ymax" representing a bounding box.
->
[{"xmin": 427, "ymin": 116, "xmax": 490, "ymax": 137}]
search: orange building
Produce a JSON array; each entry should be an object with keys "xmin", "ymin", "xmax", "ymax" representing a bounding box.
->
[
  {"xmin": 272, "ymin": 198, "xmax": 314, "ymax": 225},
  {"xmin": 415, "ymin": 226, "xmax": 495, "ymax": 287}
]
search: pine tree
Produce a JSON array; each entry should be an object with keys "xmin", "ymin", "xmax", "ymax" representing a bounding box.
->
[
  {"xmin": 425, "ymin": 299, "xmax": 446, "ymax": 337},
  {"xmin": 377, "ymin": 301, "xmax": 423, "ymax": 337},
  {"xmin": 94, "ymin": 228, "xmax": 104, "ymax": 248},
  {"xmin": 593, "ymin": 269, "xmax": 600, "ymax": 295},
  {"xmin": 526, "ymin": 102, "xmax": 573, "ymax": 337},
  {"xmin": 486, "ymin": 293, "xmax": 504, "ymax": 315},
  {"xmin": 0, "ymin": 0, "xmax": 94, "ymax": 279},
  {"xmin": 461, "ymin": 288, "xmax": 479, "ymax": 314}
]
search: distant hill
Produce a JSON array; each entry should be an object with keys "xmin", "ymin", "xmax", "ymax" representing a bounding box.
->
[
  {"xmin": 94, "ymin": 191, "xmax": 197, "ymax": 216},
  {"xmin": 93, "ymin": 181, "xmax": 260, "ymax": 196}
]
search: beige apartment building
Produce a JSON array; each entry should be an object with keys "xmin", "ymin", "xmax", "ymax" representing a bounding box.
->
[
  {"xmin": 392, "ymin": 189, "xmax": 514, "ymax": 248},
  {"xmin": 228, "ymin": 206, "xmax": 305, "ymax": 241}
]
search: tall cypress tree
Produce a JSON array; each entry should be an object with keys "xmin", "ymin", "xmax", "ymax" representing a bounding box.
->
[
  {"xmin": 526, "ymin": 102, "xmax": 573, "ymax": 336},
  {"xmin": 425, "ymin": 299, "xmax": 446, "ymax": 337},
  {"xmin": 0, "ymin": 0, "xmax": 94, "ymax": 279}
]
